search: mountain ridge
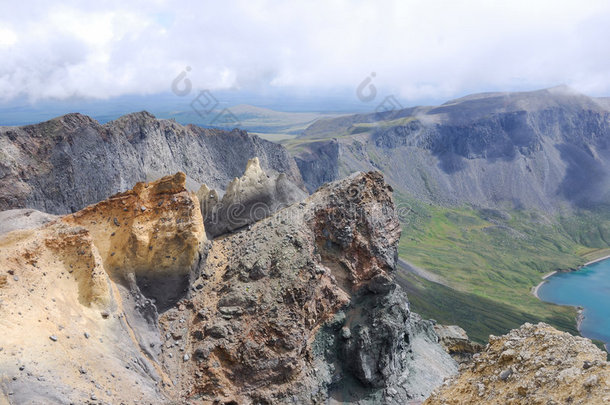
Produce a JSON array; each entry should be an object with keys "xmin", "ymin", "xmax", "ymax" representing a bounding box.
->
[
  {"xmin": 0, "ymin": 111, "xmax": 305, "ymax": 215},
  {"xmin": 291, "ymin": 87, "xmax": 610, "ymax": 211}
]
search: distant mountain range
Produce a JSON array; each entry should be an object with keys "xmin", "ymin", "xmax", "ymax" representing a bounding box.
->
[{"xmin": 289, "ymin": 86, "xmax": 610, "ymax": 212}]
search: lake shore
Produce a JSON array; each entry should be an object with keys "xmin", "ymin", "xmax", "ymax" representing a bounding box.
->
[
  {"xmin": 531, "ymin": 270, "xmax": 558, "ymax": 299},
  {"xmin": 583, "ymin": 254, "xmax": 610, "ymax": 267},
  {"xmin": 534, "ymin": 256, "xmax": 610, "ymax": 352},
  {"xmin": 532, "ymin": 253, "xmax": 610, "ymax": 300}
]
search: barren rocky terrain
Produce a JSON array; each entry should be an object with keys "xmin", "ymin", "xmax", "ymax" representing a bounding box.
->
[
  {"xmin": 1, "ymin": 106, "xmax": 609, "ymax": 404},
  {"xmin": 426, "ymin": 323, "xmax": 610, "ymax": 404},
  {"xmin": 1, "ymin": 165, "xmax": 459, "ymax": 404}
]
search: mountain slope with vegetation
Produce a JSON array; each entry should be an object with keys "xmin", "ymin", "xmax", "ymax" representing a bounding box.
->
[{"xmin": 288, "ymin": 87, "xmax": 610, "ymax": 342}]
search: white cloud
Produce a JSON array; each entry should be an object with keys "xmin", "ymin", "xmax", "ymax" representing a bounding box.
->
[
  {"xmin": 1, "ymin": 0, "xmax": 610, "ymax": 103},
  {"xmin": 0, "ymin": 26, "xmax": 18, "ymax": 47}
]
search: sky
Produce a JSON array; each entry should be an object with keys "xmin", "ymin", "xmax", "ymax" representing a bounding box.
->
[{"xmin": 1, "ymin": 0, "xmax": 610, "ymax": 109}]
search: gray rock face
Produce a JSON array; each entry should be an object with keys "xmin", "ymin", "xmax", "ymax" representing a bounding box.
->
[
  {"xmin": 295, "ymin": 87, "xmax": 610, "ymax": 212},
  {"xmin": 294, "ymin": 139, "xmax": 340, "ymax": 193},
  {"xmin": 0, "ymin": 209, "xmax": 57, "ymax": 236},
  {"xmin": 0, "ymin": 112, "xmax": 304, "ymax": 214},
  {"xmin": 341, "ymin": 276, "xmax": 411, "ymax": 388},
  {"xmin": 197, "ymin": 157, "xmax": 307, "ymax": 237}
]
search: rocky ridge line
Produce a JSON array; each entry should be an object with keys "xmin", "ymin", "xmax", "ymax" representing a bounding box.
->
[{"xmin": 0, "ymin": 111, "xmax": 304, "ymax": 215}]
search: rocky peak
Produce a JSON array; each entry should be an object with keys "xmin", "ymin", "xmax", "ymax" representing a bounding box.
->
[
  {"xmin": 197, "ymin": 156, "xmax": 307, "ymax": 238},
  {"xmin": 162, "ymin": 170, "xmax": 456, "ymax": 404},
  {"xmin": 0, "ymin": 112, "xmax": 305, "ymax": 214},
  {"xmin": 64, "ymin": 172, "xmax": 206, "ymax": 309},
  {"xmin": 0, "ymin": 173, "xmax": 206, "ymax": 404},
  {"xmin": 0, "ymin": 169, "xmax": 457, "ymax": 404}
]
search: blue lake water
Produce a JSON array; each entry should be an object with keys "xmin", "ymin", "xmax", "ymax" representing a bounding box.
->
[{"xmin": 538, "ymin": 258, "xmax": 610, "ymax": 348}]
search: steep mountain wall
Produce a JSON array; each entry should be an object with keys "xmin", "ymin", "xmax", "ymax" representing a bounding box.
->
[
  {"xmin": 0, "ymin": 112, "xmax": 304, "ymax": 215},
  {"xmin": 294, "ymin": 88, "xmax": 610, "ymax": 212}
]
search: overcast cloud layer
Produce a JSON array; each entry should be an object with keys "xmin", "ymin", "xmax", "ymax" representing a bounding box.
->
[{"xmin": 1, "ymin": 0, "xmax": 610, "ymax": 104}]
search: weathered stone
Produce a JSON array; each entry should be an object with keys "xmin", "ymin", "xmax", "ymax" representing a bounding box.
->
[{"xmin": 426, "ymin": 323, "xmax": 610, "ymax": 404}]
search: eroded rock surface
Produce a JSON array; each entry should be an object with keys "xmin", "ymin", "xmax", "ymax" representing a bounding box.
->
[
  {"xmin": 433, "ymin": 324, "xmax": 484, "ymax": 364},
  {"xmin": 426, "ymin": 322, "xmax": 610, "ymax": 405},
  {"xmin": 0, "ymin": 173, "xmax": 205, "ymax": 404},
  {"xmin": 160, "ymin": 171, "xmax": 457, "ymax": 404},
  {"xmin": 197, "ymin": 157, "xmax": 306, "ymax": 237},
  {"xmin": 0, "ymin": 170, "xmax": 457, "ymax": 404}
]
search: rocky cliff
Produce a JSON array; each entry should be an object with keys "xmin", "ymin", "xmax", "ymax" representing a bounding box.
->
[
  {"xmin": 0, "ymin": 173, "xmax": 206, "ymax": 404},
  {"xmin": 197, "ymin": 157, "xmax": 307, "ymax": 238},
  {"xmin": 0, "ymin": 112, "xmax": 304, "ymax": 215},
  {"xmin": 294, "ymin": 87, "xmax": 610, "ymax": 211},
  {"xmin": 161, "ymin": 171, "xmax": 457, "ymax": 404},
  {"xmin": 0, "ymin": 169, "xmax": 458, "ymax": 404}
]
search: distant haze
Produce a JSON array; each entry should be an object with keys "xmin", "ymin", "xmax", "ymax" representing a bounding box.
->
[{"xmin": 1, "ymin": 0, "xmax": 610, "ymax": 106}]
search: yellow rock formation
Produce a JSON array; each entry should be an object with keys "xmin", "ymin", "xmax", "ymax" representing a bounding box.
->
[{"xmin": 0, "ymin": 172, "xmax": 205, "ymax": 404}]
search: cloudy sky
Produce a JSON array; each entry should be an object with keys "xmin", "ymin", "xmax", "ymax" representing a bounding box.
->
[{"xmin": 1, "ymin": 0, "xmax": 610, "ymax": 106}]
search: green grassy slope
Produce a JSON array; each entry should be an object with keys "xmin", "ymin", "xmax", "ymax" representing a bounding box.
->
[{"xmin": 395, "ymin": 194, "xmax": 610, "ymax": 343}]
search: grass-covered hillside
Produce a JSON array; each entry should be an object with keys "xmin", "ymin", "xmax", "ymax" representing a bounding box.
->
[{"xmin": 394, "ymin": 193, "xmax": 610, "ymax": 343}]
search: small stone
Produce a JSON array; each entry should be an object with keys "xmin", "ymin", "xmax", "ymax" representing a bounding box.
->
[
  {"xmin": 19, "ymin": 365, "xmax": 25, "ymax": 371},
  {"xmin": 13, "ymin": 275, "xmax": 19, "ymax": 281},
  {"xmin": 79, "ymin": 367, "xmax": 87, "ymax": 374},
  {"xmin": 84, "ymin": 332, "xmax": 90, "ymax": 339},
  {"xmin": 113, "ymin": 218, "xmax": 120, "ymax": 226},
  {"xmin": 500, "ymin": 349, "xmax": 516, "ymax": 363},
  {"xmin": 499, "ymin": 368, "xmax": 513, "ymax": 381},
  {"xmin": 49, "ymin": 335, "xmax": 58, "ymax": 342},
  {"xmin": 583, "ymin": 361, "xmax": 593, "ymax": 370},
  {"xmin": 91, "ymin": 393, "xmax": 97, "ymax": 400},
  {"xmin": 183, "ymin": 354, "xmax": 190, "ymax": 362},
  {"xmin": 584, "ymin": 375, "xmax": 599, "ymax": 388}
]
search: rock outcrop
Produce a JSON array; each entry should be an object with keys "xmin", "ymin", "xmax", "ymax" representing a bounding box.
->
[
  {"xmin": 425, "ymin": 322, "xmax": 610, "ymax": 404},
  {"xmin": 433, "ymin": 324, "xmax": 484, "ymax": 364},
  {"xmin": 0, "ymin": 173, "xmax": 206, "ymax": 404},
  {"xmin": 159, "ymin": 171, "xmax": 457, "ymax": 404},
  {"xmin": 0, "ymin": 111, "xmax": 304, "ymax": 214},
  {"xmin": 197, "ymin": 157, "xmax": 307, "ymax": 237}
]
